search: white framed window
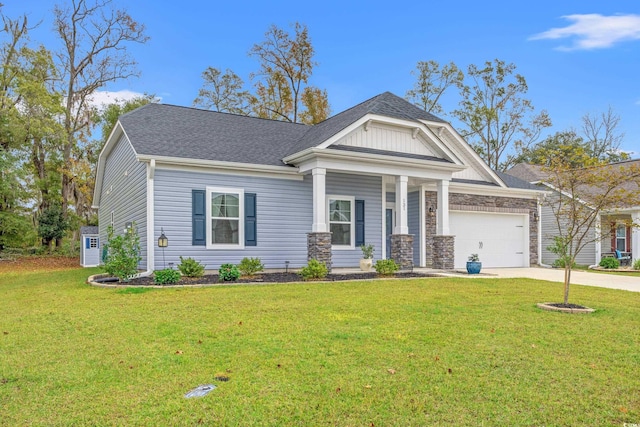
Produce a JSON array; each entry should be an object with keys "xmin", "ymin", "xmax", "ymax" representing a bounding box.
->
[
  {"xmin": 616, "ymin": 224, "xmax": 627, "ymax": 252},
  {"xmin": 206, "ymin": 186, "xmax": 244, "ymax": 249},
  {"xmin": 89, "ymin": 237, "xmax": 98, "ymax": 248},
  {"xmin": 327, "ymin": 195, "xmax": 355, "ymax": 249}
]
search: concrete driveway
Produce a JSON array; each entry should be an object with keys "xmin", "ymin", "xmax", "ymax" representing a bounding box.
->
[{"xmin": 483, "ymin": 267, "xmax": 640, "ymax": 293}]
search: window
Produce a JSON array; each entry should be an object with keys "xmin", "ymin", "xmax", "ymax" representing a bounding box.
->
[
  {"xmin": 89, "ymin": 237, "xmax": 98, "ymax": 249},
  {"xmin": 616, "ymin": 224, "xmax": 627, "ymax": 252},
  {"xmin": 328, "ymin": 196, "xmax": 355, "ymax": 248},
  {"xmin": 206, "ymin": 187, "xmax": 244, "ymax": 249}
]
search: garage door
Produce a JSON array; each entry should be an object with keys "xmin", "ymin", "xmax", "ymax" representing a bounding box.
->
[{"xmin": 450, "ymin": 211, "xmax": 528, "ymax": 268}]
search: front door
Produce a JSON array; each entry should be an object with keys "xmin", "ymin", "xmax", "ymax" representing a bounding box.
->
[{"xmin": 386, "ymin": 208, "xmax": 394, "ymax": 258}]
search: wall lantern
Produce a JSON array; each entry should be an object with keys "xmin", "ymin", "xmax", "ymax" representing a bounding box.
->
[
  {"xmin": 533, "ymin": 211, "xmax": 539, "ymax": 222},
  {"xmin": 428, "ymin": 206, "xmax": 435, "ymax": 217},
  {"xmin": 158, "ymin": 228, "xmax": 168, "ymax": 269}
]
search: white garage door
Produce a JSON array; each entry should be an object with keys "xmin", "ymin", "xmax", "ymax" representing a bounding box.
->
[{"xmin": 450, "ymin": 211, "xmax": 529, "ymax": 268}]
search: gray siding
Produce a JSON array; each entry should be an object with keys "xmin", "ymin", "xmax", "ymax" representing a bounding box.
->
[
  {"xmin": 153, "ymin": 169, "xmax": 383, "ymax": 270},
  {"xmin": 541, "ymin": 193, "xmax": 596, "ymax": 266},
  {"xmin": 98, "ymin": 135, "xmax": 147, "ymax": 268},
  {"xmin": 408, "ymin": 191, "xmax": 420, "ymax": 266},
  {"xmin": 327, "ymin": 173, "xmax": 383, "ymax": 267},
  {"xmin": 154, "ymin": 169, "xmax": 313, "ymax": 270}
]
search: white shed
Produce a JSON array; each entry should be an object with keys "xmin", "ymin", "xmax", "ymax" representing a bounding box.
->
[{"xmin": 80, "ymin": 226, "xmax": 100, "ymax": 267}]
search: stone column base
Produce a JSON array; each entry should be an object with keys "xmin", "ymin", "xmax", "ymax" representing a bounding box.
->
[
  {"xmin": 307, "ymin": 232, "xmax": 332, "ymax": 272},
  {"xmin": 391, "ymin": 234, "xmax": 414, "ymax": 270},
  {"xmin": 433, "ymin": 235, "xmax": 454, "ymax": 270}
]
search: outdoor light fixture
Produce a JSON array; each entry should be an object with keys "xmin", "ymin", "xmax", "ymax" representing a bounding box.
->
[
  {"xmin": 533, "ymin": 211, "xmax": 539, "ymax": 222},
  {"xmin": 158, "ymin": 228, "xmax": 168, "ymax": 269},
  {"xmin": 428, "ymin": 206, "xmax": 435, "ymax": 217},
  {"xmin": 285, "ymin": 260, "xmax": 290, "ymax": 273}
]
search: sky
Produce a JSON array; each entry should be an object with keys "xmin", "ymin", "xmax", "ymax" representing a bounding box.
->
[{"xmin": 7, "ymin": 0, "xmax": 640, "ymax": 157}]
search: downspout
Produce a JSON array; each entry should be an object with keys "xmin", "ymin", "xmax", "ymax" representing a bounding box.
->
[{"xmin": 136, "ymin": 158, "xmax": 155, "ymax": 278}]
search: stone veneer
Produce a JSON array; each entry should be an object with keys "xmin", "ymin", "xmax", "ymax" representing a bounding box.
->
[
  {"xmin": 391, "ymin": 234, "xmax": 414, "ymax": 270},
  {"xmin": 425, "ymin": 191, "xmax": 539, "ymax": 268},
  {"xmin": 307, "ymin": 232, "xmax": 332, "ymax": 272},
  {"xmin": 432, "ymin": 235, "xmax": 454, "ymax": 269}
]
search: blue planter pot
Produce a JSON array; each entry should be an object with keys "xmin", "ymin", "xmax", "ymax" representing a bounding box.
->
[{"xmin": 466, "ymin": 261, "xmax": 482, "ymax": 274}]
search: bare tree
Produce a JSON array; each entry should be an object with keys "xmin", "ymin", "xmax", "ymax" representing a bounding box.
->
[
  {"xmin": 193, "ymin": 67, "xmax": 251, "ymax": 115},
  {"xmin": 53, "ymin": 0, "xmax": 148, "ymax": 234},
  {"xmin": 581, "ymin": 107, "xmax": 627, "ymax": 162}
]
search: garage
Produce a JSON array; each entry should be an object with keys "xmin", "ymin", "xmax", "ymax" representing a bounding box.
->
[{"xmin": 449, "ymin": 211, "xmax": 529, "ymax": 268}]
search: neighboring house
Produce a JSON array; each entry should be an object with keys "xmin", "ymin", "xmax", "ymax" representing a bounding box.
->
[
  {"xmin": 92, "ymin": 92, "xmax": 541, "ymax": 273},
  {"xmin": 506, "ymin": 161, "xmax": 640, "ymax": 266}
]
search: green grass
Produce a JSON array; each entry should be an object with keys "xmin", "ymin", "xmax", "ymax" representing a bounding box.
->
[{"xmin": 2, "ymin": 268, "xmax": 640, "ymax": 426}]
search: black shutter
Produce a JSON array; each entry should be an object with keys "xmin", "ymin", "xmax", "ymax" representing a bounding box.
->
[
  {"xmin": 192, "ymin": 189, "xmax": 206, "ymax": 246},
  {"xmin": 355, "ymin": 199, "xmax": 365, "ymax": 247},
  {"xmin": 245, "ymin": 193, "xmax": 257, "ymax": 246}
]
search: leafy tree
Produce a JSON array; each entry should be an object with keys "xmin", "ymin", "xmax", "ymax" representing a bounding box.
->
[
  {"xmin": 517, "ymin": 131, "xmax": 586, "ymax": 167},
  {"xmin": 37, "ymin": 204, "xmax": 68, "ymax": 251},
  {"xmin": 192, "ymin": 67, "xmax": 251, "ymax": 115},
  {"xmin": 53, "ymin": 0, "xmax": 148, "ymax": 233},
  {"xmin": 541, "ymin": 145, "xmax": 640, "ymax": 304},
  {"xmin": 405, "ymin": 60, "xmax": 463, "ymax": 115},
  {"xmin": 0, "ymin": 148, "xmax": 34, "ymax": 251},
  {"xmin": 196, "ymin": 22, "xmax": 330, "ymax": 124},
  {"xmin": 453, "ymin": 59, "xmax": 551, "ymax": 171}
]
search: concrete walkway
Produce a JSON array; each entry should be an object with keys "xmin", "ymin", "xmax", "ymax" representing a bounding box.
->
[{"xmin": 480, "ymin": 267, "xmax": 640, "ymax": 293}]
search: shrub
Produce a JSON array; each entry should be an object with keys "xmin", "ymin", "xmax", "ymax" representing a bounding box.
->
[
  {"xmin": 177, "ymin": 256, "xmax": 205, "ymax": 277},
  {"xmin": 219, "ymin": 263, "xmax": 240, "ymax": 281},
  {"xmin": 154, "ymin": 268, "xmax": 181, "ymax": 285},
  {"xmin": 552, "ymin": 257, "xmax": 576, "ymax": 268},
  {"xmin": 360, "ymin": 244, "xmax": 375, "ymax": 259},
  {"xmin": 633, "ymin": 258, "xmax": 640, "ymax": 270},
  {"xmin": 238, "ymin": 257, "xmax": 264, "ymax": 276},
  {"xmin": 299, "ymin": 259, "xmax": 328, "ymax": 280},
  {"xmin": 599, "ymin": 257, "xmax": 620, "ymax": 269},
  {"xmin": 374, "ymin": 259, "xmax": 399, "ymax": 275},
  {"xmin": 102, "ymin": 225, "xmax": 141, "ymax": 282}
]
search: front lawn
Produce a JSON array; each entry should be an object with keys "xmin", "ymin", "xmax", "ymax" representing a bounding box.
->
[{"xmin": 1, "ymin": 265, "xmax": 639, "ymax": 425}]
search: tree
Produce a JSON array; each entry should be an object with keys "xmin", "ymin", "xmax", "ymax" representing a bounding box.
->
[
  {"xmin": 453, "ymin": 59, "xmax": 551, "ymax": 171},
  {"xmin": 37, "ymin": 203, "xmax": 68, "ymax": 251},
  {"xmin": 97, "ymin": 94, "xmax": 157, "ymax": 152},
  {"xmin": 249, "ymin": 22, "xmax": 329, "ymax": 124},
  {"xmin": 541, "ymin": 145, "xmax": 640, "ymax": 304},
  {"xmin": 405, "ymin": 60, "xmax": 463, "ymax": 115},
  {"xmin": 516, "ymin": 131, "xmax": 585, "ymax": 167},
  {"xmin": 192, "ymin": 67, "xmax": 251, "ymax": 115},
  {"xmin": 53, "ymin": 0, "xmax": 148, "ymax": 238},
  {"xmin": 581, "ymin": 107, "xmax": 628, "ymax": 163}
]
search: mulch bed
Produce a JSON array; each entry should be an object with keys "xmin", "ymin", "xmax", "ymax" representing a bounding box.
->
[
  {"xmin": 102, "ymin": 271, "xmax": 440, "ymax": 286},
  {"xmin": 544, "ymin": 303, "xmax": 590, "ymax": 310}
]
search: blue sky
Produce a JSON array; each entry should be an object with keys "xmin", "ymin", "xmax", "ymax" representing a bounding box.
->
[{"xmin": 9, "ymin": 1, "xmax": 640, "ymax": 155}]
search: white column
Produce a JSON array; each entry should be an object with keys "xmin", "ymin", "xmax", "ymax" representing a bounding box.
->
[
  {"xmin": 394, "ymin": 175, "xmax": 408, "ymax": 234},
  {"xmin": 312, "ymin": 168, "xmax": 327, "ymax": 232},
  {"xmin": 419, "ymin": 184, "xmax": 426, "ymax": 267},
  {"xmin": 437, "ymin": 179, "xmax": 450, "ymax": 235},
  {"xmin": 594, "ymin": 214, "xmax": 602, "ymax": 265},
  {"xmin": 632, "ymin": 211, "xmax": 640, "ymax": 262}
]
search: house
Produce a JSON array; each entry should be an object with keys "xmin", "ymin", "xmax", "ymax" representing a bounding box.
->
[
  {"xmin": 506, "ymin": 161, "xmax": 640, "ymax": 266},
  {"xmin": 92, "ymin": 92, "xmax": 541, "ymax": 274}
]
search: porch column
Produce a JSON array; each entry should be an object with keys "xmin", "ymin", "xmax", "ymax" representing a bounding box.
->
[
  {"xmin": 436, "ymin": 179, "xmax": 450, "ymax": 235},
  {"xmin": 632, "ymin": 212, "xmax": 640, "ymax": 263},
  {"xmin": 308, "ymin": 167, "xmax": 331, "ymax": 271},
  {"xmin": 394, "ymin": 175, "xmax": 408, "ymax": 234},
  {"xmin": 312, "ymin": 168, "xmax": 327, "ymax": 232},
  {"xmin": 594, "ymin": 214, "xmax": 602, "ymax": 265}
]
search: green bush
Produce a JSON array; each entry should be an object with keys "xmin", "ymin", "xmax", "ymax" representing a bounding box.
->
[
  {"xmin": 219, "ymin": 263, "xmax": 240, "ymax": 281},
  {"xmin": 299, "ymin": 259, "xmax": 328, "ymax": 280},
  {"xmin": 177, "ymin": 256, "xmax": 205, "ymax": 277},
  {"xmin": 633, "ymin": 258, "xmax": 640, "ymax": 270},
  {"xmin": 374, "ymin": 259, "xmax": 399, "ymax": 275},
  {"xmin": 238, "ymin": 257, "xmax": 264, "ymax": 276},
  {"xmin": 102, "ymin": 225, "xmax": 141, "ymax": 282},
  {"xmin": 154, "ymin": 268, "xmax": 181, "ymax": 285},
  {"xmin": 599, "ymin": 257, "xmax": 620, "ymax": 269},
  {"xmin": 552, "ymin": 257, "xmax": 576, "ymax": 268}
]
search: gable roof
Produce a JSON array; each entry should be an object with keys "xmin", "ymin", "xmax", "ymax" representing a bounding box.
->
[{"xmin": 117, "ymin": 92, "xmax": 447, "ymax": 167}]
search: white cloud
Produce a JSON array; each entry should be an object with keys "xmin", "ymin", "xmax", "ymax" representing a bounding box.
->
[
  {"xmin": 88, "ymin": 89, "xmax": 154, "ymax": 109},
  {"xmin": 530, "ymin": 14, "xmax": 640, "ymax": 50}
]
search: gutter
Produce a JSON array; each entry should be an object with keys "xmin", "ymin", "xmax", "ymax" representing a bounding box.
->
[{"xmin": 135, "ymin": 158, "xmax": 156, "ymax": 278}]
